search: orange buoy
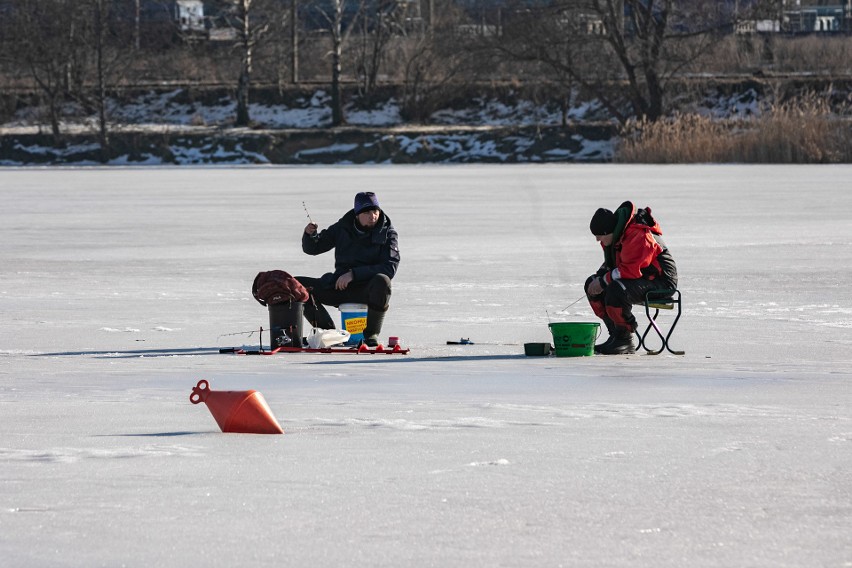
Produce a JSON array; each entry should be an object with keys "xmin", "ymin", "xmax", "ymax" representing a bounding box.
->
[{"xmin": 190, "ymin": 379, "xmax": 283, "ymax": 434}]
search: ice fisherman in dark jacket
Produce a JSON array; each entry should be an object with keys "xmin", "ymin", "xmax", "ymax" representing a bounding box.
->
[{"xmin": 297, "ymin": 192, "xmax": 400, "ymax": 347}]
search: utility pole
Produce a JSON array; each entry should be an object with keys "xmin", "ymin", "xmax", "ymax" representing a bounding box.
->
[
  {"xmin": 134, "ymin": 0, "xmax": 141, "ymax": 50},
  {"xmin": 613, "ymin": 0, "xmax": 624, "ymax": 36},
  {"xmin": 291, "ymin": 0, "xmax": 299, "ymax": 84}
]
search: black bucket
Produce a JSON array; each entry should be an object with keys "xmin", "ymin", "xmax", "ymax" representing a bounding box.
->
[{"xmin": 268, "ymin": 302, "xmax": 304, "ymax": 349}]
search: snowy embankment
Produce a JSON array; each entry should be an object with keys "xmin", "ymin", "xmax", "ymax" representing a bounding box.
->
[
  {"xmin": 1, "ymin": 165, "xmax": 850, "ymax": 567},
  {"xmin": 0, "ymin": 88, "xmax": 762, "ymax": 165}
]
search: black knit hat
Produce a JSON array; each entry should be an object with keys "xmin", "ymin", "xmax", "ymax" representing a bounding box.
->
[
  {"xmin": 589, "ymin": 208, "xmax": 616, "ymax": 235},
  {"xmin": 354, "ymin": 191, "xmax": 380, "ymax": 214}
]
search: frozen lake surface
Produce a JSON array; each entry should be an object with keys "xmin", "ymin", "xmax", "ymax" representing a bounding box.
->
[{"xmin": 1, "ymin": 165, "xmax": 850, "ymax": 567}]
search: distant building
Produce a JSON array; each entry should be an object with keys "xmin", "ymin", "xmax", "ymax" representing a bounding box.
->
[
  {"xmin": 782, "ymin": 0, "xmax": 852, "ymax": 33},
  {"xmin": 147, "ymin": 0, "xmax": 205, "ymax": 34},
  {"xmin": 733, "ymin": 0, "xmax": 851, "ymax": 34},
  {"xmin": 175, "ymin": 0, "xmax": 205, "ymax": 34},
  {"xmin": 736, "ymin": 19, "xmax": 781, "ymax": 34}
]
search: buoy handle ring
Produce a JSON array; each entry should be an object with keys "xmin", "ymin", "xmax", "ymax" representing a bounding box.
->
[{"xmin": 190, "ymin": 379, "xmax": 210, "ymax": 404}]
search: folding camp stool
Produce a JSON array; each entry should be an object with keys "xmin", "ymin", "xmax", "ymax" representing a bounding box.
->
[{"xmin": 637, "ymin": 288, "xmax": 684, "ymax": 355}]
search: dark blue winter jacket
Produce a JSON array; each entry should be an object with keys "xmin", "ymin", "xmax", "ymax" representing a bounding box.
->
[{"xmin": 302, "ymin": 210, "xmax": 400, "ymax": 289}]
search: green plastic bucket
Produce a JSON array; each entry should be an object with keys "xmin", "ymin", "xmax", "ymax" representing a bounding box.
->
[{"xmin": 548, "ymin": 322, "xmax": 600, "ymax": 357}]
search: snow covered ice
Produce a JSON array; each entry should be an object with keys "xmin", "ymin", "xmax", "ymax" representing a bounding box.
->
[{"xmin": 1, "ymin": 165, "xmax": 850, "ymax": 567}]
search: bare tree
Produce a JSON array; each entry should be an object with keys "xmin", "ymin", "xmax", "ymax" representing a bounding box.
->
[
  {"xmin": 5, "ymin": 0, "xmax": 85, "ymax": 140},
  {"xmin": 355, "ymin": 0, "xmax": 410, "ymax": 101},
  {"xmin": 494, "ymin": 0, "xmax": 723, "ymax": 123},
  {"xmin": 64, "ymin": 0, "xmax": 135, "ymax": 160},
  {"xmin": 401, "ymin": 38, "xmax": 458, "ymax": 122},
  {"xmin": 399, "ymin": 7, "xmax": 478, "ymax": 123},
  {"xmin": 492, "ymin": 2, "xmax": 619, "ymax": 118},
  {"xmin": 134, "ymin": 0, "xmax": 141, "ymax": 50},
  {"xmin": 229, "ymin": 0, "xmax": 270, "ymax": 126},
  {"xmin": 267, "ymin": 0, "xmax": 293, "ymax": 92},
  {"xmin": 329, "ymin": 0, "xmax": 347, "ymax": 126},
  {"xmin": 313, "ymin": 0, "xmax": 368, "ymax": 126},
  {"xmin": 93, "ymin": 0, "xmax": 110, "ymax": 153},
  {"xmin": 599, "ymin": 0, "xmax": 669, "ymax": 120},
  {"xmin": 291, "ymin": 0, "xmax": 299, "ymax": 84}
]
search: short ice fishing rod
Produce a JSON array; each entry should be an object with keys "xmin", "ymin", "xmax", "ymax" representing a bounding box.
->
[{"xmin": 303, "ymin": 201, "xmax": 315, "ymax": 225}]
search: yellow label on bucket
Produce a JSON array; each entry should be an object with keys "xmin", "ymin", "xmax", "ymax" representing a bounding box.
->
[{"xmin": 344, "ymin": 317, "xmax": 367, "ymax": 334}]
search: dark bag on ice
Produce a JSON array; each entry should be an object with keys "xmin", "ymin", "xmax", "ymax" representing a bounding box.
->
[{"xmin": 252, "ymin": 270, "xmax": 310, "ymax": 306}]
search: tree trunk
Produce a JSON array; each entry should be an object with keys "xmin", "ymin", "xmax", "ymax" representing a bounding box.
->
[
  {"xmin": 235, "ymin": 0, "xmax": 253, "ymax": 126},
  {"xmin": 330, "ymin": 0, "xmax": 344, "ymax": 126},
  {"xmin": 599, "ymin": 0, "xmax": 669, "ymax": 122},
  {"xmin": 94, "ymin": 0, "xmax": 109, "ymax": 161},
  {"xmin": 236, "ymin": 68, "xmax": 251, "ymax": 126},
  {"xmin": 49, "ymin": 91, "xmax": 61, "ymax": 139},
  {"xmin": 134, "ymin": 0, "xmax": 141, "ymax": 50},
  {"xmin": 291, "ymin": 0, "xmax": 299, "ymax": 84}
]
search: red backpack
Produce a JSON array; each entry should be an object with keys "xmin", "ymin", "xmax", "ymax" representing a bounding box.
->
[{"xmin": 252, "ymin": 270, "xmax": 309, "ymax": 306}]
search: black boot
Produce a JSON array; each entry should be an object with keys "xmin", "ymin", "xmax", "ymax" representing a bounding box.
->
[
  {"xmin": 362, "ymin": 308, "xmax": 386, "ymax": 347},
  {"xmin": 594, "ymin": 336, "xmax": 614, "ymax": 354},
  {"xmin": 597, "ymin": 327, "xmax": 636, "ymax": 355},
  {"xmin": 594, "ymin": 317, "xmax": 616, "ymax": 354}
]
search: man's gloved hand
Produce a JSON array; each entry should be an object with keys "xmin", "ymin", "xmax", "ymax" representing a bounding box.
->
[{"xmin": 587, "ymin": 276, "xmax": 605, "ymax": 296}]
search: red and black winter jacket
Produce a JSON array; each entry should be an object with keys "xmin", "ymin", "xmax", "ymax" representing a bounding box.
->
[{"xmin": 599, "ymin": 201, "xmax": 678, "ymax": 288}]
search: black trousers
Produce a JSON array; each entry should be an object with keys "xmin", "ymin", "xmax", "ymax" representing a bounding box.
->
[
  {"xmin": 296, "ymin": 274, "xmax": 392, "ymax": 329},
  {"xmin": 585, "ymin": 274, "xmax": 670, "ymax": 333}
]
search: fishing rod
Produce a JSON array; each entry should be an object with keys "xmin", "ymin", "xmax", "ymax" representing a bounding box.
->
[
  {"xmin": 557, "ymin": 294, "xmax": 587, "ymax": 313},
  {"xmin": 545, "ymin": 294, "xmax": 588, "ymax": 323},
  {"xmin": 217, "ymin": 328, "xmax": 262, "ymax": 340},
  {"xmin": 303, "ymin": 201, "xmax": 315, "ymax": 225},
  {"xmin": 217, "ymin": 326, "xmax": 278, "ymax": 354},
  {"xmin": 448, "ymin": 295, "xmax": 588, "ymax": 345}
]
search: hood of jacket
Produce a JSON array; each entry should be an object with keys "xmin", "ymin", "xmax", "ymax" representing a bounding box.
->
[
  {"xmin": 602, "ymin": 201, "xmax": 635, "ymax": 269},
  {"xmin": 340, "ymin": 209, "xmax": 392, "ymax": 244},
  {"xmin": 601, "ymin": 201, "xmax": 665, "ymax": 268}
]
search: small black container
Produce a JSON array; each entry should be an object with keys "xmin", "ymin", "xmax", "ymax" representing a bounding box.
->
[
  {"xmin": 268, "ymin": 302, "xmax": 304, "ymax": 348},
  {"xmin": 524, "ymin": 342, "xmax": 552, "ymax": 356}
]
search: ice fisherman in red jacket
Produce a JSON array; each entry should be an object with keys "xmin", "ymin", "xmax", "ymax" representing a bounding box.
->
[{"xmin": 585, "ymin": 201, "xmax": 678, "ymax": 355}]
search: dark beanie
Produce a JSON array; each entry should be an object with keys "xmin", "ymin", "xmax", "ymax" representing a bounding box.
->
[
  {"xmin": 354, "ymin": 191, "xmax": 380, "ymax": 214},
  {"xmin": 589, "ymin": 208, "xmax": 616, "ymax": 235}
]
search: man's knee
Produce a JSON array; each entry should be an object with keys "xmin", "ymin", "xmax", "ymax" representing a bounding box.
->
[
  {"xmin": 603, "ymin": 282, "xmax": 630, "ymax": 306},
  {"xmin": 584, "ymin": 274, "xmax": 596, "ymax": 296},
  {"xmin": 367, "ymin": 274, "xmax": 392, "ymax": 311},
  {"xmin": 367, "ymin": 274, "xmax": 391, "ymax": 293}
]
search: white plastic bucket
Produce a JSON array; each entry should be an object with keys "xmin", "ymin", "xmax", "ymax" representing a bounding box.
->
[{"xmin": 339, "ymin": 303, "xmax": 368, "ymax": 344}]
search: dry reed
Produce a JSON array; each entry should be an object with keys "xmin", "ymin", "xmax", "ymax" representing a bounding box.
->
[{"xmin": 616, "ymin": 97, "xmax": 852, "ymax": 163}]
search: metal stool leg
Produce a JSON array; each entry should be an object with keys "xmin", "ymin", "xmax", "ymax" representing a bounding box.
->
[{"xmin": 639, "ymin": 289, "xmax": 684, "ymax": 355}]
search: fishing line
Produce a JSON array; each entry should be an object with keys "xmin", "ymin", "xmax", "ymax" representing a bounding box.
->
[
  {"xmin": 559, "ymin": 294, "xmax": 587, "ymax": 312},
  {"xmin": 546, "ymin": 294, "xmax": 587, "ymax": 322},
  {"xmin": 217, "ymin": 328, "xmax": 262, "ymax": 344}
]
